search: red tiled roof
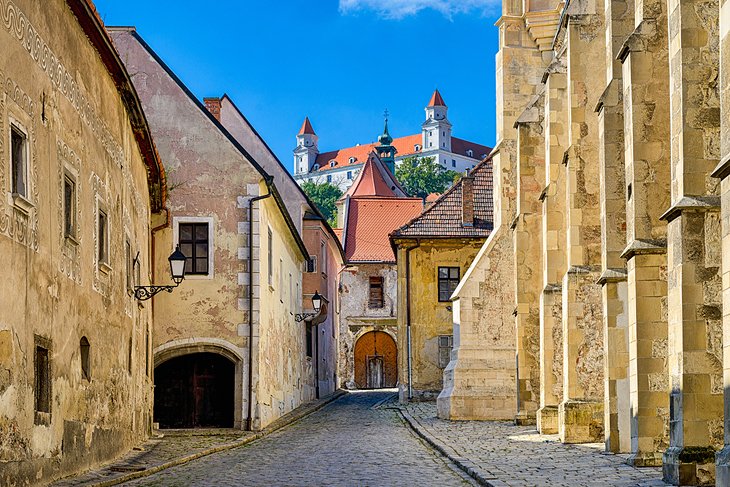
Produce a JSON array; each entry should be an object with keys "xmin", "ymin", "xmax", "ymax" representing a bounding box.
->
[
  {"xmin": 344, "ymin": 196, "xmax": 423, "ymax": 263},
  {"xmin": 299, "ymin": 117, "xmax": 316, "ymax": 135},
  {"xmin": 391, "ymin": 157, "xmax": 494, "ymax": 239},
  {"xmin": 312, "ymin": 134, "xmax": 490, "ymax": 173},
  {"xmin": 341, "ymin": 152, "xmax": 407, "ymax": 199},
  {"xmin": 428, "ymin": 89, "xmax": 446, "ymax": 107},
  {"xmin": 425, "ymin": 192, "xmax": 441, "ymax": 202}
]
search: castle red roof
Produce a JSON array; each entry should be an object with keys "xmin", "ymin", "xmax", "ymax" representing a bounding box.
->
[
  {"xmin": 312, "ymin": 135, "xmax": 490, "ymax": 173},
  {"xmin": 298, "ymin": 117, "xmax": 316, "ymax": 135},
  {"xmin": 428, "ymin": 89, "xmax": 446, "ymax": 107},
  {"xmin": 344, "ymin": 197, "xmax": 423, "ymax": 263}
]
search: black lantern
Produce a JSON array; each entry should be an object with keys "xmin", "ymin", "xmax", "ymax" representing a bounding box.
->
[
  {"xmin": 134, "ymin": 245, "xmax": 187, "ymax": 301},
  {"xmin": 296, "ymin": 290, "xmax": 323, "ymax": 322}
]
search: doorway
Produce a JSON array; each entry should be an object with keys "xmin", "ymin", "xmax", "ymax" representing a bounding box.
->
[
  {"xmin": 354, "ymin": 331, "xmax": 397, "ymax": 389},
  {"xmin": 154, "ymin": 352, "xmax": 235, "ymax": 428}
]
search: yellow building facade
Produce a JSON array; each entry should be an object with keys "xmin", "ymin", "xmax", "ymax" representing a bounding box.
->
[{"xmin": 0, "ymin": 1, "xmax": 166, "ymax": 484}]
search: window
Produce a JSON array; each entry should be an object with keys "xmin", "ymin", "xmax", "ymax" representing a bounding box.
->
[
  {"xmin": 347, "ymin": 171, "xmax": 352, "ymax": 180},
  {"xmin": 329, "ymin": 161, "xmax": 336, "ymax": 167},
  {"xmin": 306, "ymin": 324, "xmax": 313, "ymax": 358},
  {"xmin": 313, "ymin": 163, "xmax": 319, "ymax": 170},
  {"xmin": 414, "ymin": 144, "xmax": 421, "ymax": 151},
  {"xmin": 279, "ymin": 258, "xmax": 284, "ymax": 302},
  {"xmin": 466, "ymin": 149, "xmax": 473, "ymax": 157},
  {"xmin": 442, "ymin": 131, "xmax": 445, "ymax": 136},
  {"xmin": 80, "ymin": 337, "xmax": 90, "ymax": 381},
  {"xmin": 438, "ymin": 335, "xmax": 453, "ymax": 368},
  {"xmin": 307, "ymin": 255, "xmax": 317, "ymax": 273},
  {"xmin": 348, "ymin": 157, "xmax": 356, "ymax": 164},
  {"xmin": 368, "ymin": 276, "xmax": 384, "ymax": 308},
  {"xmin": 438, "ymin": 267, "xmax": 460, "ymax": 302},
  {"xmin": 429, "ymin": 142, "xmax": 433, "ymax": 148},
  {"xmin": 327, "ymin": 175, "xmax": 332, "ymax": 183},
  {"xmin": 429, "ymin": 131, "xmax": 432, "ymax": 136},
  {"xmin": 34, "ymin": 340, "xmax": 50, "ymax": 417},
  {"xmin": 452, "ymin": 159, "xmax": 456, "ymax": 168},
  {"xmin": 268, "ymin": 227, "xmax": 273, "ymax": 286},
  {"xmin": 98, "ymin": 209, "xmax": 109, "ymax": 266},
  {"xmin": 63, "ymin": 176, "xmax": 76, "ymax": 238},
  {"xmin": 442, "ymin": 142, "xmax": 446, "ymax": 148},
  {"xmin": 179, "ymin": 222, "xmax": 209, "ymax": 275},
  {"xmin": 320, "ymin": 240, "xmax": 327, "ymax": 275},
  {"xmin": 11, "ymin": 125, "xmax": 27, "ymax": 198}
]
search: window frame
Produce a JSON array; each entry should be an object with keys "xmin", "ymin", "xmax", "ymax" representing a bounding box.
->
[
  {"xmin": 368, "ymin": 276, "xmax": 384, "ymax": 309},
  {"xmin": 63, "ymin": 173, "xmax": 77, "ymax": 241},
  {"xmin": 438, "ymin": 266, "xmax": 460, "ymax": 302},
  {"xmin": 97, "ymin": 206, "xmax": 111, "ymax": 272},
  {"xmin": 438, "ymin": 335, "xmax": 454, "ymax": 368},
  {"xmin": 34, "ymin": 335, "xmax": 51, "ymax": 424},
  {"xmin": 9, "ymin": 119, "xmax": 33, "ymax": 212},
  {"xmin": 178, "ymin": 222, "xmax": 210, "ymax": 276},
  {"xmin": 172, "ymin": 217, "xmax": 215, "ymax": 279}
]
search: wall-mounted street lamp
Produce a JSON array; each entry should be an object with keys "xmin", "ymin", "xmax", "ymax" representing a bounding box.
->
[
  {"xmin": 134, "ymin": 245, "xmax": 187, "ymax": 301},
  {"xmin": 295, "ymin": 291, "xmax": 322, "ymax": 322}
]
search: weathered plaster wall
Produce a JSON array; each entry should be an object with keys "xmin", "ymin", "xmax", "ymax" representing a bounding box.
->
[
  {"xmin": 0, "ymin": 1, "xmax": 156, "ymax": 484},
  {"xmin": 338, "ymin": 263, "xmax": 397, "ymax": 389},
  {"xmin": 394, "ymin": 240, "xmax": 485, "ymax": 401},
  {"xmin": 254, "ymin": 187, "xmax": 307, "ymax": 430}
]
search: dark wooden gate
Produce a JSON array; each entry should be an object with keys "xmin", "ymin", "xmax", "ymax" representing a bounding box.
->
[{"xmin": 154, "ymin": 352, "xmax": 234, "ymax": 428}]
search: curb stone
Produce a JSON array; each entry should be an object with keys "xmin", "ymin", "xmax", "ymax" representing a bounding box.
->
[
  {"xmin": 397, "ymin": 408, "xmax": 507, "ymax": 487},
  {"xmin": 70, "ymin": 390, "xmax": 348, "ymax": 487}
]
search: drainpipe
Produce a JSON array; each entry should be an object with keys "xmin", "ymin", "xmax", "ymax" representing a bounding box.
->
[
  {"xmin": 148, "ymin": 207, "xmax": 169, "ymax": 434},
  {"xmin": 405, "ymin": 240, "xmax": 420, "ymax": 401},
  {"xmin": 247, "ymin": 181, "xmax": 272, "ymax": 431},
  {"xmin": 314, "ymin": 320, "xmax": 320, "ymax": 399}
]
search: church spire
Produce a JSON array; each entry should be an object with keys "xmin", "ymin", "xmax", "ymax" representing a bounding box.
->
[{"xmin": 376, "ymin": 110, "xmax": 396, "ymax": 174}]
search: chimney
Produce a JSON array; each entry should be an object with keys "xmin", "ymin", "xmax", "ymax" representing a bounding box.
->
[
  {"xmin": 461, "ymin": 170, "xmax": 474, "ymax": 227},
  {"xmin": 204, "ymin": 97, "xmax": 221, "ymax": 121}
]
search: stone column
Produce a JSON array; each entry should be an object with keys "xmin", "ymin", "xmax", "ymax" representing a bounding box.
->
[
  {"xmin": 437, "ymin": 11, "xmax": 546, "ymax": 420},
  {"xmin": 714, "ymin": 0, "xmax": 730, "ymax": 482},
  {"xmin": 596, "ymin": 0, "xmax": 634, "ymax": 454},
  {"xmin": 618, "ymin": 0, "xmax": 672, "ymax": 465},
  {"xmin": 514, "ymin": 95, "xmax": 546, "ymax": 425},
  {"xmin": 661, "ymin": 0, "xmax": 722, "ymax": 483},
  {"xmin": 558, "ymin": 12, "xmax": 607, "ymax": 444},
  {"xmin": 538, "ymin": 64, "xmax": 568, "ymax": 435}
]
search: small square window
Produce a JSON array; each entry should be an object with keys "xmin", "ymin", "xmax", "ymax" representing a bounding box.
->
[
  {"xmin": 11, "ymin": 125, "xmax": 27, "ymax": 198},
  {"xmin": 438, "ymin": 335, "xmax": 453, "ymax": 368},
  {"xmin": 179, "ymin": 222, "xmax": 209, "ymax": 275},
  {"xmin": 438, "ymin": 266, "xmax": 460, "ymax": 302}
]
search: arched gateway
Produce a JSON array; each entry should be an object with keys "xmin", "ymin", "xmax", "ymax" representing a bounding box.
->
[
  {"xmin": 154, "ymin": 352, "xmax": 235, "ymax": 428},
  {"xmin": 354, "ymin": 331, "xmax": 397, "ymax": 389}
]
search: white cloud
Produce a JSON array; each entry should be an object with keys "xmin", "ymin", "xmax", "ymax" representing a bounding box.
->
[{"xmin": 338, "ymin": 0, "xmax": 496, "ymax": 19}]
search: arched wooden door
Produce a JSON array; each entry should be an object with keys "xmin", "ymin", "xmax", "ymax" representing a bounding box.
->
[
  {"xmin": 354, "ymin": 331, "xmax": 397, "ymax": 389},
  {"xmin": 154, "ymin": 352, "xmax": 235, "ymax": 428}
]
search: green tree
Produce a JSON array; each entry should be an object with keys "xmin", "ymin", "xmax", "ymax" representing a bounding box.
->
[
  {"xmin": 395, "ymin": 156, "xmax": 461, "ymax": 199},
  {"xmin": 301, "ymin": 181, "xmax": 343, "ymax": 227}
]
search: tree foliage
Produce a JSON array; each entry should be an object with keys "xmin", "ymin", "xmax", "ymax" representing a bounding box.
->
[
  {"xmin": 395, "ymin": 156, "xmax": 461, "ymax": 199},
  {"xmin": 301, "ymin": 181, "xmax": 343, "ymax": 227}
]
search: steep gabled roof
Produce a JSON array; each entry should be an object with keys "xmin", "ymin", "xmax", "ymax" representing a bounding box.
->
[
  {"xmin": 344, "ymin": 196, "xmax": 423, "ymax": 263},
  {"xmin": 391, "ymin": 157, "xmax": 494, "ymax": 239},
  {"xmin": 341, "ymin": 152, "xmax": 407, "ymax": 199},
  {"xmin": 299, "ymin": 117, "xmax": 316, "ymax": 135},
  {"xmin": 428, "ymin": 89, "xmax": 447, "ymax": 107}
]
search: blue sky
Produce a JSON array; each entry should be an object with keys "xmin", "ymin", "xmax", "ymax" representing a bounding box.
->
[{"xmin": 95, "ymin": 0, "xmax": 501, "ymax": 173}]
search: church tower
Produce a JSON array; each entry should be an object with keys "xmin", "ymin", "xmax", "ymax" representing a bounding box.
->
[
  {"xmin": 375, "ymin": 115, "xmax": 397, "ymax": 175},
  {"xmin": 294, "ymin": 117, "xmax": 319, "ymax": 175},
  {"xmin": 422, "ymin": 90, "xmax": 452, "ymax": 152}
]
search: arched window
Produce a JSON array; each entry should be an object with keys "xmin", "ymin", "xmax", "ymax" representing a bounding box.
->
[
  {"xmin": 348, "ymin": 157, "xmax": 356, "ymax": 164},
  {"xmin": 414, "ymin": 144, "xmax": 421, "ymax": 151},
  {"xmin": 80, "ymin": 337, "xmax": 90, "ymax": 380},
  {"xmin": 329, "ymin": 161, "xmax": 336, "ymax": 167},
  {"xmin": 312, "ymin": 163, "xmax": 319, "ymax": 170},
  {"xmin": 466, "ymin": 149, "xmax": 473, "ymax": 157}
]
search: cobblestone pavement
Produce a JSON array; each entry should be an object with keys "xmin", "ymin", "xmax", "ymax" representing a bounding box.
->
[
  {"xmin": 120, "ymin": 391, "xmax": 472, "ymax": 487},
  {"xmin": 401, "ymin": 402, "xmax": 668, "ymax": 487}
]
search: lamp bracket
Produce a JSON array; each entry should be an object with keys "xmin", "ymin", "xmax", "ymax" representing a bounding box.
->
[
  {"xmin": 295, "ymin": 312, "xmax": 317, "ymax": 323},
  {"xmin": 134, "ymin": 282, "xmax": 179, "ymax": 301}
]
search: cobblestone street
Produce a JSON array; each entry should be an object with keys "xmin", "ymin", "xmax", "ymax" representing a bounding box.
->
[{"xmin": 120, "ymin": 391, "xmax": 472, "ymax": 486}]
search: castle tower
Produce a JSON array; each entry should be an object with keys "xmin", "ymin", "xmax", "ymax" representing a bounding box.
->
[
  {"xmin": 422, "ymin": 90, "xmax": 452, "ymax": 152},
  {"xmin": 294, "ymin": 117, "xmax": 318, "ymax": 175},
  {"xmin": 375, "ymin": 115, "xmax": 397, "ymax": 175}
]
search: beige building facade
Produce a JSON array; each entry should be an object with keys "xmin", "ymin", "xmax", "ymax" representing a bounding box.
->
[
  {"xmin": 110, "ymin": 28, "xmax": 312, "ymax": 432},
  {"xmin": 0, "ymin": 0, "xmax": 166, "ymax": 484},
  {"xmin": 441, "ymin": 0, "xmax": 730, "ymax": 483}
]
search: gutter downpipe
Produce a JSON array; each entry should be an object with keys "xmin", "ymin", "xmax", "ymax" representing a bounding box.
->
[
  {"xmin": 247, "ymin": 181, "xmax": 272, "ymax": 431},
  {"xmin": 405, "ymin": 239, "xmax": 420, "ymax": 401},
  {"xmin": 148, "ymin": 207, "xmax": 169, "ymax": 434}
]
